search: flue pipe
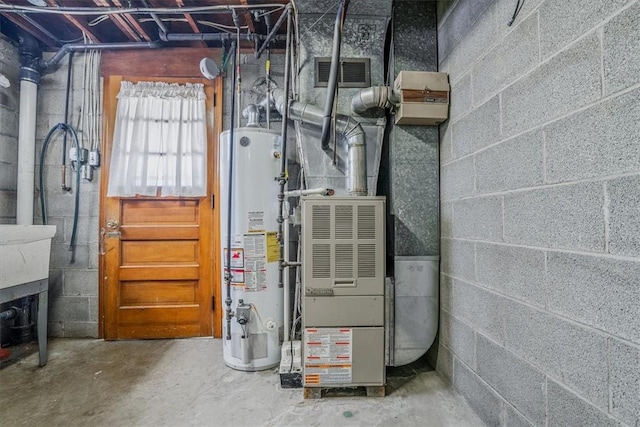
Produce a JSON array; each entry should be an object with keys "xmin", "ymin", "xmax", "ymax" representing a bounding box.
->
[{"xmin": 270, "ymin": 88, "xmax": 367, "ymax": 196}]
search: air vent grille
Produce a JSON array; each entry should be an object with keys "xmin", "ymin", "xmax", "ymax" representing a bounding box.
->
[
  {"xmin": 314, "ymin": 58, "xmax": 371, "ymax": 88},
  {"xmin": 335, "ymin": 205, "xmax": 353, "ymax": 239},
  {"xmin": 312, "ymin": 205, "xmax": 330, "ymax": 239},
  {"xmin": 357, "ymin": 205, "xmax": 376, "ymax": 240},
  {"xmin": 312, "ymin": 244, "xmax": 331, "ymax": 278},
  {"xmin": 335, "ymin": 244, "xmax": 353, "ymax": 278},
  {"xmin": 358, "ymin": 244, "xmax": 376, "ymax": 278}
]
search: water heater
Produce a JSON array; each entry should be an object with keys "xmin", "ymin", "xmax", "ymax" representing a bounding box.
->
[{"xmin": 219, "ymin": 127, "xmax": 283, "ymax": 371}]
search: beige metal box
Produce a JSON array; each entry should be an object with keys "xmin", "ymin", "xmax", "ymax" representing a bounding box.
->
[
  {"xmin": 301, "ymin": 197, "xmax": 386, "ymax": 389},
  {"xmin": 394, "ymin": 71, "xmax": 450, "ymax": 126}
]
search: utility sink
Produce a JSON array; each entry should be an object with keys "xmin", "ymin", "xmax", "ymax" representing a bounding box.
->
[
  {"xmin": 0, "ymin": 225, "xmax": 56, "ymax": 290},
  {"xmin": 0, "ymin": 225, "xmax": 56, "ymax": 367}
]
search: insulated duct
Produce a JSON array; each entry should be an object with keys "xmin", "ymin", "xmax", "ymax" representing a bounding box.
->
[{"xmin": 270, "ymin": 88, "xmax": 367, "ymax": 196}]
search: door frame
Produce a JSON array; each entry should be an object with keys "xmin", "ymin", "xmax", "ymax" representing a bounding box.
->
[{"xmin": 99, "ymin": 74, "xmax": 223, "ymax": 338}]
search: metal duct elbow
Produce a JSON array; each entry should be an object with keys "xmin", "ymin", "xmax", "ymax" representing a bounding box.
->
[
  {"xmin": 269, "ymin": 88, "xmax": 367, "ymax": 195},
  {"xmin": 351, "ymin": 86, "xmax": 398, "ymax": 115}
]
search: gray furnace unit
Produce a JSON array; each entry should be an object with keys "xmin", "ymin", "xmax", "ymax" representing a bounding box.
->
[{"xmin": 301, "ymin": 196, "xmax": 386, "ymax": 395}]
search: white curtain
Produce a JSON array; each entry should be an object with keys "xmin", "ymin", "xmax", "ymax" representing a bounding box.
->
[{"xmin": 107, "ymin": 81, "xmax": 207, "ymax": 197}]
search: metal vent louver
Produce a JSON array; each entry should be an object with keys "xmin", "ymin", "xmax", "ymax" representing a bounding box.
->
[
  {"xmin": 357, "ymin": 205, "xmax": 376, "ymax": 240},
  {"xmin": 335, "ymin": 244, "xmax": 354, "ymax": 278},
  {"xmin": 358, "ymin": 244, "xmax": 376, "ymax": 278},
  {"xmin": 335, "ymin": 205, "xmax": 353, "ymax": 239},
  {"xmin": 314, "ymin": 58, "xmax": 371, "ymax": 88},
  {"xmin": 312, "ymin": 244, "xmax": 331, "ymax": 278},
  {"xmin": 312, "ymin": 205, "xmax": 330, "ymax": 239}
]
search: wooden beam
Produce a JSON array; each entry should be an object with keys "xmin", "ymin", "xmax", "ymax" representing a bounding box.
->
[
  {"xmin": 101, "ymin": 48, "xmax": 221, "ymax": 78},
  {"xmin": 0, "ymin": 2, "xmax": 58, "ymax": 47},
  {"xmin": 175, "ymin": 0, "xmax": 207, "ymax": 48},
  {"xmin": 45, "ymin": 0, "xmax": 102, "ymax": 43},
  {"xmin": 239, "ymin": 0, "xmax": 256, "ymax": 33},
  {"xmin": 111, "ymin": 0, "xmax": 152, "ymax": 42},
  {"xmin": 93, "ymin": 0, "xmax": 142, "ymax": 41}
]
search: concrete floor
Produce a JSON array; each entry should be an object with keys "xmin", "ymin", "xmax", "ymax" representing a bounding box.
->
[{"xmin": 0, "ymin": 339, "xmax": 482, "ymax": 426}]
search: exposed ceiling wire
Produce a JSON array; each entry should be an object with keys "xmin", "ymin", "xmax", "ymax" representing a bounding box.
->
[{"xmin": 0, "ymin": 4, "xmax": 287, "ymax": 16}]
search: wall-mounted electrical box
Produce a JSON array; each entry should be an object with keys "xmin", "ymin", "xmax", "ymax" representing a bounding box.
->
[
  {"xmin": 301, "ymin": 197, "xmax": 386, "ymax": 392},
  {"xmin": 394, "ymin": 71, "xmax": 450, "ymax": 126}
]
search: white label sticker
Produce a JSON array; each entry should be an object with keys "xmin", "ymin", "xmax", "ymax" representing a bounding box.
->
[
  {"xmin": 243, "ymin": 233, "xmax": 267, "ymax": 291},
  {"xmin": 248, "ymin": 211, "xmax": 265, "ymax": 231},
  {"xmin": 304, "ymin": 328, "xmax": 352, "ymax": 385}
]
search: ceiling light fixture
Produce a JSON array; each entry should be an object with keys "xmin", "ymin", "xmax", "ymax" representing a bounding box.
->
[{"xmin": 27, "ymin": 0, "xmax": 48, "ymax": 6}]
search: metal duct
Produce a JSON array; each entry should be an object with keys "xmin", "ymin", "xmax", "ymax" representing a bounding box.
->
[
  {"xmin": 351, "ymin": 86, "xmax": 398, "ymax": 114},
  {"xmin": 243, "ymin": 104, "xmax": 261, "ymax": 127},
  {"xmin": 271, "ymin": 88, "xmax": 367, "ymax": 196}
]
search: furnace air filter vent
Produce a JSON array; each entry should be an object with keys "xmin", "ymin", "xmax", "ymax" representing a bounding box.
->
[{"xmin": 314, "ymin": 58, "xmax": 371, "ymax": 88}]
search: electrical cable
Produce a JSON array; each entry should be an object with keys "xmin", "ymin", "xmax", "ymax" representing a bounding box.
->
[
  {"xmin": 507, "ymin": 0, "xmax": 525, "ymax": 26},
  {"xmin": 39, "ymin": 123, "xmax": 82, "ymax": 254}
]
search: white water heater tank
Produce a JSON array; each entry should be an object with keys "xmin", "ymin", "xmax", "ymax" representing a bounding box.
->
[{"xmin": 219, "ymin": 127, "xmax": 283, "ymax": 371}]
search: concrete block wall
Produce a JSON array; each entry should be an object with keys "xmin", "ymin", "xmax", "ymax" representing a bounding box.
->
[
  {"xmin": 437, "ymin": 0, "xmax": 639, "ymax": 426},
  {"xmin": 36, "ymin": 53, "xmax": 101, "ymax": 338},
  {"xmin": 0, "ymin": 36, "xmax": 19, "ymax": 223}
]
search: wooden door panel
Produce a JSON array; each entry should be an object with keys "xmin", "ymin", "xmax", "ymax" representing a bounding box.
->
[
  {"xmin": 119, "ymin": 266, "xmax": 200, "ymax": 281},
  {"xmin": 121, "ymin": 199, "xmax": 199, "ymax": 224},
  {"xmin": 121, "ymin": 241, "xmax": 200, "ymax": 265},
  {"xmin": 121, "ymin": 227, "xmax": 200, "ymax": 240},
  {"xmin": 120, "ymin": 281, "xmax": 197, "ymax": 305},
  {"xmin": 100, "ymin": 74, "xmax": 222, "ymax": 339}
]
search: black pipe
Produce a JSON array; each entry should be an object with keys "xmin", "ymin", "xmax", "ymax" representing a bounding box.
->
[
  {"xmin": 38, "ymin": 40, "xmax": 162, "ymax": 72},
  {"xmin": 0, "ymin": 307, "xmax": 17, "ymax": 321},
  {"xmin": 320, "ymin": 0, "xmax": 349, "ymax": 151},
  {"xmin": 61, "ymin": 52, "xmax": 73, "ymax": 192},
  {"xmin": 224, "ymin": 42, "xmax": 239, "ymax": 341},
  {"xmin": 161, "ymin": 31, "xmax": 284, "ymax": 43},
  {"xmin": 255, "ymin": 3, "xmax": 291, "ymax": 59},
  {"xmin": 277, "ymin": 8, "xmax": 292, "ymax": 291}
]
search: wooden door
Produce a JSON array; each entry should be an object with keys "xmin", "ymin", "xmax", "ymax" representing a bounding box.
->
[{"xmin": 100, "ymin": 75, "xmax": 222, "ymax": 339}]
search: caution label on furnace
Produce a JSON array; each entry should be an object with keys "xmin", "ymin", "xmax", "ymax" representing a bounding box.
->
[{"xmin": 304, "ymin": 328, "xmax": 352, "ymax": 385}]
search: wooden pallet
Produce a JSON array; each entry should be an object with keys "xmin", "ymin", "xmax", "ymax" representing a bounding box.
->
[{"xmin": 303, "ymin": 385, "xmax": 386, "ymax": 399}]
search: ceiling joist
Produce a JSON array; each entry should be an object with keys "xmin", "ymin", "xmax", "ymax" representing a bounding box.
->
[
  {"xmin": 45, "ymin": 0, "xmax": 101, "ymax": 43},
  {"xmin": 111, "ymin": 0, "xmax": 152, "ymax": 42},
  {"xmin": 0, "ymin": 1, "xmax": 59, "ymax": 47},
  {"xmin": 239, "ymin": 0, "xmax": 256, "ymax": 33},
  {"xmin": 175, "ymin": 0, "xmax": 207, "ymax": 48},
  {"xmin": 92, "ymin": 0, "xmax": 142, "ymax": 41}
]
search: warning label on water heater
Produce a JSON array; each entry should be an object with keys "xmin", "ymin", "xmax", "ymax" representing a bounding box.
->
[
  {"xmin": 243, "ymin": 233, "xmax": 267, "ymax": 291},
  {"xmin": 304, "ymin": 328, "xmax": 352, "ymax": 385}
]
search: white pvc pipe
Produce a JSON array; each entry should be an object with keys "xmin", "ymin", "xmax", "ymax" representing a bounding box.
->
[
  {"xmin": 283, "ymin": 187, "xmax": 332, "ymax": 198},
  {"xmin": 16, "ymin": 79, "xmax": 38, "ymax": 225}
]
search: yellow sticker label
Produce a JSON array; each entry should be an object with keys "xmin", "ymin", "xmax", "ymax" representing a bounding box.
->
[{"xmin": 266, "ymin": 231, "xmax": 279, "ymax": 263}]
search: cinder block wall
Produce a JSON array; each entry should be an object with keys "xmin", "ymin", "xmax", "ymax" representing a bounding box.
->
[
  {"xmin": 436, "ymin": 0, "xmax": 639, "ymax": 426},
  {"xmin": 0, "ymin": 36, "xmax": 19, "ymax": 223},
  {"xmin": 36, "ymin": 53, "xmax": 101, "ymax": 338}
]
